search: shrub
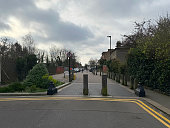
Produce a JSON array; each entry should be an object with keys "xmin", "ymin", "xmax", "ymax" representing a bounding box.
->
[
  {"xmin": 42, "ymin": 74, "xmax": 64, "ymax": 88},
  {"xmin": 126, "ymin": 16, "xmax": 170, "ymax": 94},
  {"xmin": 24, "ymin": 85, "xmax": 38, "ymax": 93},
  {"xmin": 0, "ymin": 82, "xmax": 25, "ymax": 93},
  {"xmin": 0, "ymin": 87, "xmax": 12, "ymax": 93},
  {"xmin": 107, "ymin": 59, "xmax": 120, "ymax": 73},
  {"xmin": 8, "ymin": 82, "xmax": 25, "ymax": 92},
  {"xmin": 55, "ymin": 80, "xmax": 64, "ymax": 86},
  {"xmin": 41, "ymin": 75, "xmax": 51, "ymax": 89},
  {"xmin": 23, "ymin": 63, "xmax": 49, "ymax": 88},
  {"xmin": 30, "ymin": 85, "xmax": 37, "ymax": 92}
]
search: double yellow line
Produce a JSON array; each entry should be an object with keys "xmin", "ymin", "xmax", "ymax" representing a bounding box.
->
[
  {"xmin": 104, "ymin": 98, "xmax": 170, "ymax": 128},
  {"xmin": 0, "ymin": 97, "xmax": 170, "ymax": 127},
  {"xmin": 100, "ymin": 98, "xmax": 170, "ymax": 128}
]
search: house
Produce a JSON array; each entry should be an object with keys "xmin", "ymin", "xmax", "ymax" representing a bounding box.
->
[
  {"xmin": 101, "ymin": 47, "xmax": 130, "ymax": 63},
  {"xmin": 101, "ymin": 49, "xmax": 114, "ymax": 61},
  {"xmin": 111, "ymin": 47, "xmax": 129, "ymax": 63}
]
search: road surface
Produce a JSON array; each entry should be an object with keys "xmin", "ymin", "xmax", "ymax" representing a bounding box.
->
[{"xmin": 0, "ymin": 71, "xmax": 169, "ymax": 128}]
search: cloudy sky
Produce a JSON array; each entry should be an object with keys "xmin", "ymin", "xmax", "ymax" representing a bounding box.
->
[{"xmin": 0, "ymin": 0, "xmax": 170, "ymax": 65}]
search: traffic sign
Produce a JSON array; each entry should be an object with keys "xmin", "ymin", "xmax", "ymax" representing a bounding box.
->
[{"xmin": 67, "ymin": 52, "xmax": 72, "ymax": 58}]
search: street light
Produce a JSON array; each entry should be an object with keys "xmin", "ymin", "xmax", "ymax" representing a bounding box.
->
[
  {"xmin": 67, "ymin": 52, "xmax": 72, "ymax": 82},
  {"xmin": 107, "ymin": 35, "xmax": 111, "ymax": 61}
]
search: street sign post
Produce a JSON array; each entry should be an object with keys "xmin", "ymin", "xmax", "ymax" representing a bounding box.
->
[{"xmin": 103, "ymin": 65, "xmax": 108, "ymax": 74}]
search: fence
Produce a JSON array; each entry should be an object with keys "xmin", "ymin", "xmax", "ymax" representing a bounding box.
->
[
  {"xmin": 107, "ymin": 72, "xmax": 170, "ymax": 96},
  {"xmin": 1, "ymin": 58, "xmax": 18, "ymax": 84},
  {"xmin": 107, "ymin": 72, "xmax": 138, "ymax": 90}
]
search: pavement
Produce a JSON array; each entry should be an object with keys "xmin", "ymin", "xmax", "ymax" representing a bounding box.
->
[
  {"xmin": 0, "ymin": 71, "xmax": 170, "ymax": 128},
  {"xmin": 52, "ymin": 73, "xmax": 69, "ymax": 83},
  {"xmin": 144, "ymin": 88, "xmax": 170, "ymax": 109}
]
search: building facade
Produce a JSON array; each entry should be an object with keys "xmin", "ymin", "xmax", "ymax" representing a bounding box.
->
[{"xmin": 101, "ymin": 47, "xmax": 130, "ymax": 63}]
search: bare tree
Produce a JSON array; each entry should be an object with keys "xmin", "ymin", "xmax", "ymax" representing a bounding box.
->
[
  {"xmin": 22, "ymin": 33, "xmax": 35, "ymax": 54},
  {"xmin": 35, "ymin": 49, "xmax": 46, "ymax": 63},
  {"xmin": 49, "ymin": 45, "xmax": 61, "ymax": 64},
  {"xmin": 88, "ymin": 58, "xmax": 97, "ymax": 67}
]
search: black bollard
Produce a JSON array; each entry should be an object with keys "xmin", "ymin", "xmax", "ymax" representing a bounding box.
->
[
  {"xmin": 47, "ymin": 81, "xmax": 57, "ymax": 95},
  {"xmin": 83, "ymin": 74, "xmax": 88, "ymax": 95},
  {"xmin": 101, "ymin": 75, "xmax": 107, "ymax": 96},
  {"xmin": 135, "ymin": 82, "xmax": 145, "ymax": 97}
]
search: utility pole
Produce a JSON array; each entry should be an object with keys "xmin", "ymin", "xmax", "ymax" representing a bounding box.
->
[{"xmin": 107, "ymin": 36, "xmax": 111, "ymax": 61}]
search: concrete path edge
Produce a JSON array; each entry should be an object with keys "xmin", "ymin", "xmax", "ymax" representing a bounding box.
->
[
  {"xmin": 112, "ymin": 80, "xmax": 170, "ymax": 116},
  {"xmin": 142, "ymin": 97, "xmax": 170, "ymax": 116},
  {"xmin": 0, "ymin": 82, "xmax": 71, "ymax": 96}
]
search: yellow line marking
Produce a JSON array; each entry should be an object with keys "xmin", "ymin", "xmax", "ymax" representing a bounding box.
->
[
  {"xmin": 137, "ymin": 100, "xmax": 170, "ymax": 124},
  {"xmin": 0, "ymin": 97, "xmax": 169, "ymax": 127},
  {"xmin": 134, "ymin": 101, "xmax": 170, "ymax": 128},
  {"xmin": 0, "ymin": 99, "xmax": 13, "ymax": 101}
]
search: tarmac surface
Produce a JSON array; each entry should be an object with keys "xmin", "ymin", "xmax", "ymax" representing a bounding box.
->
[
  {"xmin": 0, "ymin": 71, "xmax": 169, "ymax": 128},
  {"xmin": 0, "ymin": 98, "xmax": 168, "ymax": 128}
]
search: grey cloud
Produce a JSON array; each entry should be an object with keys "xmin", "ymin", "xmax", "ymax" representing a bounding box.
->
[
  {"xmin": 0, "ymin": 0, "xmax": 93, "ymax": 42},
  {"xmin": 65, "ymin": 0, "xmax": 159, "ymax": 20},
  {"xmin": 0, "ymin": 0, "xmax": 34, "ymax": 16},
  {"xmin": 94, "ymin": 0, "xmax": 146, "ymax": 16},
  {"xmin": 0, "ymin": 20, "xmax": 10, "ymax": 30}
]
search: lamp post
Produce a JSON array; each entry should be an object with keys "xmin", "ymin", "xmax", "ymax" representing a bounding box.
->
[
  {"xmin": 67, "ymin": 52, "xmax": 72, "ymax": 82},
  {"xmin": 107, "ymin": 35, "xmax": 111, "ymax": 61}
]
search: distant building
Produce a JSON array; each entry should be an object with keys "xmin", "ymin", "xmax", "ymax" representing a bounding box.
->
[
  {"xmin": 101, "ymin": 47, "xmax": 130, "ymax": 63},
  {"xmin": 111, "ymin": 47, "xmax": 129, "ymax": 63},
  {"xmin": 101, "ymin": 49, "xmax": 114, "ymax": 61}
]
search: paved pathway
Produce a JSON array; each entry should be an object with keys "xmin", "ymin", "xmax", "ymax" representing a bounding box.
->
[
  {"xmin": 57, "ymin": 71, "xmax": 135, "ymax": 97},
  {"xmin": 145, "ymin": 89, "xmax": 170, "ymax": 109},
  {"xmin": 52, "ymin": 73, "xmax": 69, "ymax": 83}
]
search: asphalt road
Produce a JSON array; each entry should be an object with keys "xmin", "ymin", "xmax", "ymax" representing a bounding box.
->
[
  {"xmin": 0, "ymin": 72, "xmax": 169, "ymax": 128},
  {"xmin": 0, "ymin": 98, "xmax": 168, "ymax": 128}
]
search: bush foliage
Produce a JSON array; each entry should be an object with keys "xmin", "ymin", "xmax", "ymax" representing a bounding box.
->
[
  {"xmin": 101, "ymin": 16, "xmax": 170, "ymax": 95},
  {"xmin": 0, "ymin": 82, "xmax": 25, "ymax": 93},
  {"xmin": 127, "ymin": 16, "xmax": 170, "ymax": 94},
  {"xmin": 0, "ymin": 63, "xmax": 64, "ymax": 93},
  {"xmin": 23, "ymin": 63, "xmax": 49, "ymax": 88}
]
